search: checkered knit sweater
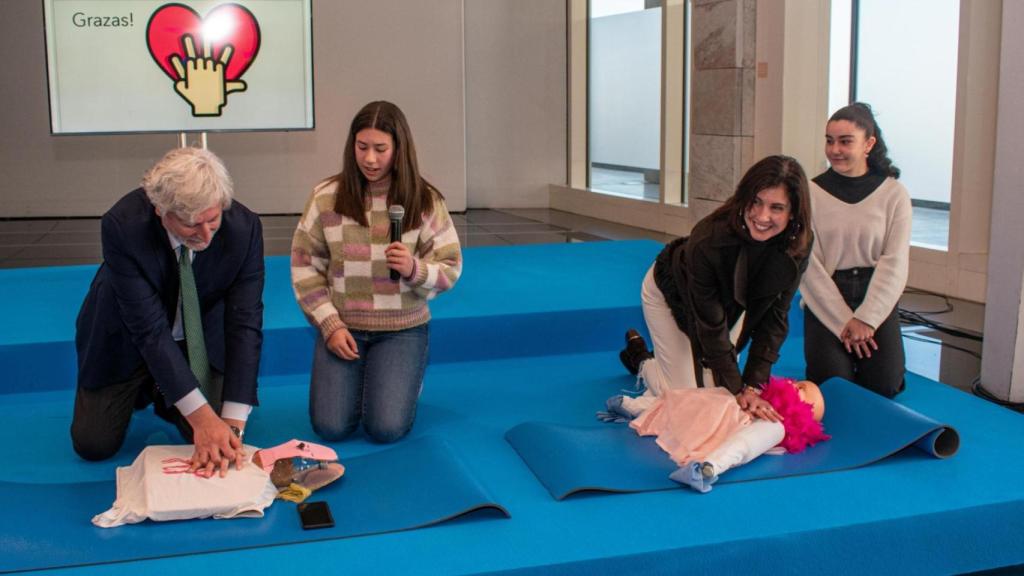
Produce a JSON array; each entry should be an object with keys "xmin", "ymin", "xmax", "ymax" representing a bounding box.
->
[{"xmin": 291, "ymin": 177, "xmax": 462, "ymax": 336}]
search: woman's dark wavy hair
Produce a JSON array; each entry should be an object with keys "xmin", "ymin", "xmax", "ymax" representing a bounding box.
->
[
  {"xmin": 710, "ymin": 154, "xmax": 813, "ymax": 260},
  {"xmin": 829, "ymin": 102, "xmax": 900, "ymax": 179},
  {"xmin": 329, "ymin": 101, "xmax": 439, "ymax": 230}
]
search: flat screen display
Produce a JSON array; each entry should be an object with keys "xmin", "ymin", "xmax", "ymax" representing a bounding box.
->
[{"xmin": 43, "ymin": 0, "xmax": 314, "ymax": 134}]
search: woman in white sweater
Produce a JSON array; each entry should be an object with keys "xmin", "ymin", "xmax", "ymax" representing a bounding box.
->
[{"xmin": 800, "ymin": 103, "xmax": 911, "ymax": 398}]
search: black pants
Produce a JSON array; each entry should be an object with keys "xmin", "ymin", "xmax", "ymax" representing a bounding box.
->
[
  {"xmin": 804, "ymin": 267, "xmax": 906, "ymax": 398},
  {"xmin": 70, "ymin": 342, "xmax": 224, "ymax": 461}
]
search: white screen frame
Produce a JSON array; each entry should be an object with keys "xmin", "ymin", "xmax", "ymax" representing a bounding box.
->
[{"xmin": 42, "ymin": 0, "xmax": 314, "ymax": 135}]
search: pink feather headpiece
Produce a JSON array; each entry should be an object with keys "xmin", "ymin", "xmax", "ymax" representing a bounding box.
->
[{"xmin": 761, "ymin": 376, "xmax": 830, "ymax": 453}]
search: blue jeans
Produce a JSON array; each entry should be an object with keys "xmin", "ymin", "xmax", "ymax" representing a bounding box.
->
[{"xmin": 309, "ymin": 324, "xmax": 429, "ymax": 443}]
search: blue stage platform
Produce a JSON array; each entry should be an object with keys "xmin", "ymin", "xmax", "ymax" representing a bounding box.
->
[{"xmin": 1, "ymin": 240, "xmax": 1022, "ymax": 575}]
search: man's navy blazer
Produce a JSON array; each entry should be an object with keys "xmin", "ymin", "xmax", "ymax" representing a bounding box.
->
[{"xmin": 75, "ymin": 188, "xmax": 265, "ymax": 406}]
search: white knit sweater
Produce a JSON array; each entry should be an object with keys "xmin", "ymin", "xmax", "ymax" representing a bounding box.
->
[{"xmin": 799, "ymin": 177, "xmax": 912, "ymax": 337}]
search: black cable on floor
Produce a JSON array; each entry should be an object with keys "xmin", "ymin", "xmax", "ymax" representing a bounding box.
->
[
  {"xmin": 901, "ymin": 333, "xmax": 981, "ymax": 359},
  {"xmin": 898, "ymin": 288, "xmax": 983, "ymax": 342},
  {"xmin": 971, "ymin": 377, "xmax": 1024, "ymax": 412},
  {"xmin": 901, "ymin": 288, "xmax": 954, "ymax": 314},
  {"xmin": 899, "ymin": 309, "xmax": 982, "ymax": 341},
  {"xmin": 900, "ymin": 326, "xmax": 1020, "ymax": 412},
  {"xmin": 861, "ymin": 288, "xmax": 1018, "ymax": 410}
]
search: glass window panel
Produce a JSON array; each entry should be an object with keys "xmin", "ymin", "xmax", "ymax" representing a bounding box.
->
[
  {"xmin": 588, "ymin": 0, "xmax": 662, "ymax": 200},
  {"xmin": 855, "ymin": 0, "xmax": 959, "ymax": 250},
  {"xmin": 828, "ymin": 0, "xmax": 852, "ymax": 116}
]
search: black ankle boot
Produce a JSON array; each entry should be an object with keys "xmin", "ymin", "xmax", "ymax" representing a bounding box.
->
[{"xmin": 619, "ymin": 329, "xmax": 653, "ymax": 375}]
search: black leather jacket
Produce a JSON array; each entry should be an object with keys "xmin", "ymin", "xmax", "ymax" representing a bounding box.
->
[{"xmin": 653, "ymin": 216, "xmax": 810, "ymax": 394}]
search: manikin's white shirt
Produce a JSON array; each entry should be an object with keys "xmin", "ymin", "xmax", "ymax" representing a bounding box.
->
[{"xmin": 93, "ymin": 444, "xmax": 277, "ymax": 528}]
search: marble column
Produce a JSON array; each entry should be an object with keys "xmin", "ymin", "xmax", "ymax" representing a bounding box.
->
[{"xmin": 688, "ymin": 0, "xmax": 756, "ymax": 218}]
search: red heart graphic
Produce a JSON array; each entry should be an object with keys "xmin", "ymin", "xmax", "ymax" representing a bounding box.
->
[{"xmin": 146, "ymin": 3, "xmax": 261, "ymax": 82}]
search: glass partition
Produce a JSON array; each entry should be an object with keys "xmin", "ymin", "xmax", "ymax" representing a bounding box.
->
[{"xmin": 588, "ymin": 0, "xmax": 662, "ymax": 200}]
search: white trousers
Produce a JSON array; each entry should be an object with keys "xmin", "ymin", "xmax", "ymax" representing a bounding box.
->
[
  {"xmin": 637, "ymin": 264, "xmax": 742, "ymax": 394},
  {"xmin": 703, "ymin": 419, "xmax": 785, "ymax": 476}
]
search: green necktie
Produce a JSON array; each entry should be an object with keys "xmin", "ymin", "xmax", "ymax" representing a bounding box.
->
[{"xmin": 179, "ymin": 246, "xmax": 213, "ymax": 397}]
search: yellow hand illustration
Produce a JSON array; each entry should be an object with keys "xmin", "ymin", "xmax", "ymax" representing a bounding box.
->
[{"xmin": 170, "ymin": 35, "xmax": 247, "ymax": 117}]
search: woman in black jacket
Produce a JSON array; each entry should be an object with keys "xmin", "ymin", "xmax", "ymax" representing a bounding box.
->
[{"xmin": 618, "ymin": 155, "xmax": 813, "ymax": 421}]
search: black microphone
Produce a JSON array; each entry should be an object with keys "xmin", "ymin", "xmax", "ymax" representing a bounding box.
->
[{"xmin": 388, "ymin": 205, "xmax": 405, "ymax": 281}]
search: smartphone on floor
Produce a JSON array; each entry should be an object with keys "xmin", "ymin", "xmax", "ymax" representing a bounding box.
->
[{"xmin": 298, "ymin": 501, "xmax": 334, "ymax": 530}]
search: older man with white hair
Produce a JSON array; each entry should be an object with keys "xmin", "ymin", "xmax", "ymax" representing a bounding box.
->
[{"xmin": 72, "ymin": 147, "xmax": 264, "ymax": 478}]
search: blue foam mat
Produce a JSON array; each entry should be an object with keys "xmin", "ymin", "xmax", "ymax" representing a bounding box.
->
[
  {"xmin": 505, "ymin": 377, "xmax": 960, "ymax": 499},
  {"xmin": 0, "ymin": 435, "xmax": 508, "ymax": 574}
]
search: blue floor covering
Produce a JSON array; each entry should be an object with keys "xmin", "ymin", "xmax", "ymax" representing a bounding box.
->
[{"xmin": 1, "ymin": 240, "xmax": 1023, "ymax": 575}]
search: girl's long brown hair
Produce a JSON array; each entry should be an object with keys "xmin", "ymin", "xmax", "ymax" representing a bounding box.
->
[{"xmin": 329, "ymin": 101, "xmax": 438, "ymax": 230}]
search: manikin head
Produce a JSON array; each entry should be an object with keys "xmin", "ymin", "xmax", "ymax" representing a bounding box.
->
[
  {"xmin": 761, "ymin": 377, "xmax": 831, "ymax": 455},
  {"xmin": 793, "ymin": 379, "xmax": 825, "ymax": 422}
]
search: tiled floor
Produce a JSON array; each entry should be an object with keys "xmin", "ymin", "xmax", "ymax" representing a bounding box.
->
[
  {"xmin": 899, "ymin": 291, "xmax": 982, "ymax": 395},
  {"xmin": 590, "ymin": 166, "xmax": 660, "ymax": 201},
  {"xmin": 0, "ymin": 209, "xmax": 674, "ymax": 269},
  {"xmin": 0, "ymin": 208, "xmax": 985, "ymax": 399}
]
